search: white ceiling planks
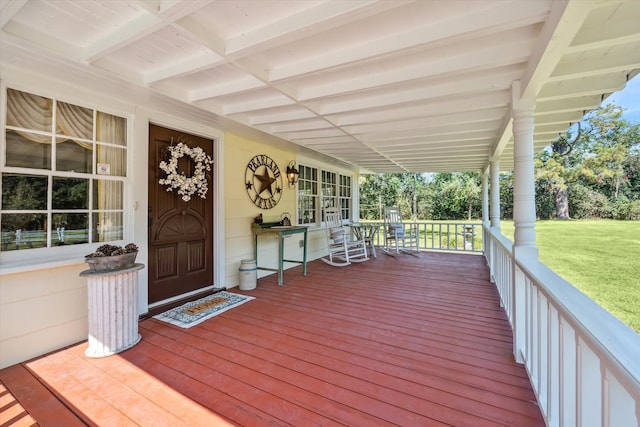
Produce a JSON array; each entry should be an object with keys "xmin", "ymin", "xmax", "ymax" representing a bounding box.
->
[{"xmin": 1, "ymin": 0, "xmax": 638, "ymax": 173}]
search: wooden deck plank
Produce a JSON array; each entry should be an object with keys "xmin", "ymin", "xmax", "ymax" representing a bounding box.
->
[
  {"xmin": 0, "ymin": 363, "xmax": 82, "ymax": 427},
  {"xmin": 4, "ymin": 252, "xmax": 545, "ymax": 426}
]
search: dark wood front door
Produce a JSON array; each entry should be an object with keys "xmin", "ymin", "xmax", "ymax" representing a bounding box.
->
[{"xmin": 148, "ymin": 124, "xmax": 214, "ymax": 304}]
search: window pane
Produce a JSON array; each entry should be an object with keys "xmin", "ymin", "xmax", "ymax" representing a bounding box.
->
[
  {"xmin": 97, "ymin": 145, "xmax": 126, "ymax": 176},
  {"xmin": 52, "ymin": 177, "xmax": 89, "ymax": 209},
  {"xmin": 92, "ymin": 212, "xmax": 123, "ymax": 242},
  {"xmin": 0, "ymin": 213, "xmax": 47, "ymax": 251},
  {"xmin": 97, "ymin": 112, "xmax": 127, "ymax": 146},
  {"xmin": 298, "ymin": 196, "xmax": 316, "ymax": 224},
  {"xmin": 56, "ymin": 138, "xmax": 93, "ymax": 173},
  {"xmin": 6, "ymin": 89, "xmax": 52, "ymax": 132},
  {"xmin": 52, "ymin": 213, "xmax": 88, "ymax": 246},
  {"xmin": 2, "ymin": 88, "xmax": 128, "ymax": 254},
  {"xmin": 1, "ymin": 174, "xmax": 47, "ymax": 210},
  {"xmin": 93, "ymin": 180, "xmax": 123, "ymax": 210},
  {"xmin": 5, "ymin": 130, "xmax": 52, "ymax": 169},
  {"xmin": 57, "ymin": 101, "xmax": 93, "ymax": 140}
]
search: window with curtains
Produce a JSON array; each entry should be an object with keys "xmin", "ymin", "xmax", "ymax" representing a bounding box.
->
[
  {"xmin": 1, "ymin": 88, "xmax": 128, "ymax": 252},
  {"xmin": 297, "ymin": 164, "xmax": 317, "ymax": 225},
  {"xmin": 297, "ymin": 163, "xmax": 352, "ymax": 225},
  {"xmin": 338, "ymin": 174, "xmax": 352, "ymax": 220}
]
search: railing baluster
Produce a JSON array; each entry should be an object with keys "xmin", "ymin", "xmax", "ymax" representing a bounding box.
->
[{"xmin": 483, "ymin": 225, "xmax": 639, "ymax": 427}]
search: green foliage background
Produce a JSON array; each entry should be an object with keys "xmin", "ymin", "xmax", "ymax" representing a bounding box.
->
[{"xmin": 360, "ymin": 104, "xmax": 640, "ymax": 221}]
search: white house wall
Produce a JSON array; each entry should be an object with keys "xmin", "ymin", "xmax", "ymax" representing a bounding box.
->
[
  {"xmin": 224, "ymin": 133, "xmax": 299, "ymax": 285},
  {"xmin": 0, "ymin": 264, "xmax": 87, "ymax": 369},
  {"xmin": 223, "ymin": 133, "xmax": 354, "ymax": 287}
]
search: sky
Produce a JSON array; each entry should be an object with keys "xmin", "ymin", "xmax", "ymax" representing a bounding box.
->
[{"xmin": 602, "ymin": 74, "xmax": 640, "ymax": 124}]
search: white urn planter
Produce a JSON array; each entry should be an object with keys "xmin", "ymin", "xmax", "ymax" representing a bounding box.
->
[{"xmin": 81, "ymin": 244, "xmax": 143, "ymax": 358}]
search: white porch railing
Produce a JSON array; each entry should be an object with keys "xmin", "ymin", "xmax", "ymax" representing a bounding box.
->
[
  {"xmin": 360, "ymin": 222, "xmax": 483, "ymax": 253},
  {"xmin": 484, "ymin": 225, "xmax": 640, "ymax": 427}
]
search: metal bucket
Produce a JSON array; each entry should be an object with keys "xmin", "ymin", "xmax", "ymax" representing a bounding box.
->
[{"xmin": 239, "ymin": 259, "xmax": 257, "ymax": 290}]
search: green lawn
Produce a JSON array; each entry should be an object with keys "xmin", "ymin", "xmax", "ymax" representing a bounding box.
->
[{"xmin": 499, "ymin": 220, "xmax": 640, "ymax": 333}]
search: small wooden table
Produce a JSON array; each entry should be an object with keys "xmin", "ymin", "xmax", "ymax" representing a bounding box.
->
[
  {"xmin": 351, "ymin": 223, "xmax": 380, "ymax": 258},
  {"xmin": 252, "ymin": 223, "xmax": 308, "ymax": 285}
]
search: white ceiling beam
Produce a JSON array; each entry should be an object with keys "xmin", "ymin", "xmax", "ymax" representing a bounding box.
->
[
  {"xmin": 225, "ymin": 1, "xmax": 396, "ymax": 56},
  {"xmin": 519, "ymin": 0, "xmax": 594, "ymax": 100},
  {"xmin": 551, "ymin": 46, "xmax": 640, "ymax": 80},
  {"xmin": 534, "ymin": 111, "xmax": 582, "ymax": 124},
  {"xmin": 188, "ymin": 76, "xmax": 265, "ymax": 101},
  {"xmin": 268, "ymin": 0, "xmax": 549, "ymax": 82},
  {"xmin": 368, "ymin": 134, "xmax": 495, "ymax": 150},
  {"xmin": 329, "ymin": 92, "xmax": 511, "ymax": 127},
  {"xmin": 296, "ymin": 36, "xmax": 532, "ymax": 101},
  {"xmin": 537, "ymin": 73, "xmax": 628, "ymax": 100},
  {"xmin": 1, "ymin": 20, "xmax": 84, "ymax": 61},
  {"xmin": 144, "ymin": 51, "xmax": 224, "ymax": 85},
  {"xmin": 535, "ymin": 94, "xmax": 602, "ymax": 114},
  {"xmin": 222, "ymin": 94, "xmax": 295, "ymax": 115},
  {"xmin": 345, "ymin": 109, "xmax": 507, "ymax": 134},
  {"xmin": 311, "ymin": 66, "xmax": 522, "ymax": 115},
  {"xmin": 0, "ymin": 0, "xmax": 28, "ymax": 28},
  {"xmin": 279, "ymin": 128, "xmax": 346, "ymax": 140},
  {"xmin": 297, "ymin": 136, "xmax": 361, "ymax": 145},
  {"xmin": 83, "ymin": 13, "xmax": 163, "ymax": 62},
  {"xmin": 568, "ymin": 1, "xmax": 640, "ymax": 52},
  {"xmin": 269, "ymin": 119, "xmax": 333, "ymax": 133},
  {"xmin": 247, "ymin": 109, "xmax": 316, "ymax": 126},
  {"xmin": 490, "ymin": 115, "xmax": 513, "ymax": 163},
  {"xmin": 357, "ymin": 120, "xmax": 503, "ymax": 142},
  {"xmin": 379, "ymin": 147, "xmax": 491, "ymax": 157},
  {"xmin": 173, "ymin": 15, "xmax": 226, "ymax": 56}
]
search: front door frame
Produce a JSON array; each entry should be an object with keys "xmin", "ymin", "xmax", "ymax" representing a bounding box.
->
[{"xmin": 132, "ymin": 114, "xmax": 225, "ymax": 315}]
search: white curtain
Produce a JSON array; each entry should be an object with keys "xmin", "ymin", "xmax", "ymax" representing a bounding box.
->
[{"xmin": 7, "ymin": 88, "xmax": 126, "ymax": 242}]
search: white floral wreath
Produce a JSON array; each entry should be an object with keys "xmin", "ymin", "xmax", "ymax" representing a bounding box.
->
[{"xmin": 159, "ymin": 142, "xmax": 214, "ymax": 202}]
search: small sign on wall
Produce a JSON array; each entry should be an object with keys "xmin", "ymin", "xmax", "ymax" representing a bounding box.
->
[{"xmin": 97, "ymin": 163, "xmax": 111, "ymax": 175}]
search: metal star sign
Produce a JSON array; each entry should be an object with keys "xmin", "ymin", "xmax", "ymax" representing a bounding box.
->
[
  {"xmin": 254, "ymin": 166, "xmax": 277, "ymax": 197},
  {"xmin": 245, "ymin": 155, "xmax": 283, "ymax": 209}
]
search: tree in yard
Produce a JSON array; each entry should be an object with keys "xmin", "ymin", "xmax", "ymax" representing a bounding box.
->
[
  {"xmin": 576, "ymin": 104, "xmax": 640, "ymax": 201},
  {"xmin": 431, "ymin": 172, "xmax": 481, "ymax": 220},
  {"xmin": 359, "ymin": 173, "xmax": 429, "ymax": 220},
  {"xmin": 535, "ymin": 103, "xmax": 640, "ymax": 219},
  {"xmin": 535, "ymin": 123, "xmax": 582, "ymax": 219},
  {"xmin": 358, "ymin": 173, "xmax": 405, "ymax": 220}
]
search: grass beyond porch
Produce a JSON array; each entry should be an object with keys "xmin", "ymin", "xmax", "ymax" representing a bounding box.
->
[{"xmin": 500, "ymin": 220, "xmax": 640, "ymax": 333}]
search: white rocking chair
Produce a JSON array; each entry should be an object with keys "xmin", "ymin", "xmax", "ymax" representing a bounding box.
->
[
  {"xmin": 383, "ymin": 206, "xmax": 419, "ymax": 256},
  {"xmin": 321, "ymin": 207, "xmax": 369, "ymax": 267}
]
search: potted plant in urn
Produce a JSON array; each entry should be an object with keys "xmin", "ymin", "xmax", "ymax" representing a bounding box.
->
[{"xmin": 85, "ymin": 243, "xmax": 139, "ymax": 272}]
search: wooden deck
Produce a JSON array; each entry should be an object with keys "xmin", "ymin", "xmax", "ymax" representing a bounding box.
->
[{"xmin": 1, "ymin": 252, "xmax": 544, "ymax": 426}]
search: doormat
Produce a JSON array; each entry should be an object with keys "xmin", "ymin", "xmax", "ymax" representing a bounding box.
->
[{"xmin": 153, "ymin": 291, "xmax": 255, "ymax": 328}]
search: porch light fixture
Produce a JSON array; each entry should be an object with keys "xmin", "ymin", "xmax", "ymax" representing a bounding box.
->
[{"xmin": 286, "ymin": 161, "xmax": 299, "ymax": 189}]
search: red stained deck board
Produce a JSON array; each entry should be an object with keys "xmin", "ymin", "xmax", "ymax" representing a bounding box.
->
[
  {"xmin": 0, "ymin": 363, "xmax": 84, "ymax": 426},
  {"xmin": 3, "ymin": 252, "xmax": 545, "ymax": 426}
]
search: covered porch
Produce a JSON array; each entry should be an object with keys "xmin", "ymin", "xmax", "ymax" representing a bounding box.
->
[{"xmin": 2, "ymin": 252, "xmax": 545, "ymax": 426}]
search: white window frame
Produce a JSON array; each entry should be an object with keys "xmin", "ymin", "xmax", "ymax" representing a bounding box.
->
[
  {"xmin": 0, "ymin": 84, "xmax": 132, "ymax": 272},
  {"xmin": 297, "ymin": 162, "xmax": 353, "ymax": 227}
]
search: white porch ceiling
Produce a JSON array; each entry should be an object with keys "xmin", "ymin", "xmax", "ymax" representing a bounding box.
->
[{"xmin": 1, "ymin": 0, "xmax": 638, "ymax": 173}]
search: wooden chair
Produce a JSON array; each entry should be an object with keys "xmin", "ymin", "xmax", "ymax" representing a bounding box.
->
[
  {"xmin": 321, "ymin": 207, "xmax": 369, "ymax": 266},
  {"xmin": 383, "ymin": 206, "xmax": 419, "ymax": 256}
]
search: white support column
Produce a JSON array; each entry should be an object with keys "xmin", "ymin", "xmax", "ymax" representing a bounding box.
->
[
  {"xmin": 512, "ymin": 82, "xmax": 538, "ymax": 260},
  {"xmin": 490, "ymin": 160, "xmax": 501, "ymax": 230},
  {"xmin": 482, "ymin": 170, "xmax": 489, "ymax": 224},
  {"xmin": 481, "ymin": 170, "xmax": 491, "ymax": 267},
  {"xmin": 511, "ymin": 81, "xmax": 538, "ymax": 363}
]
